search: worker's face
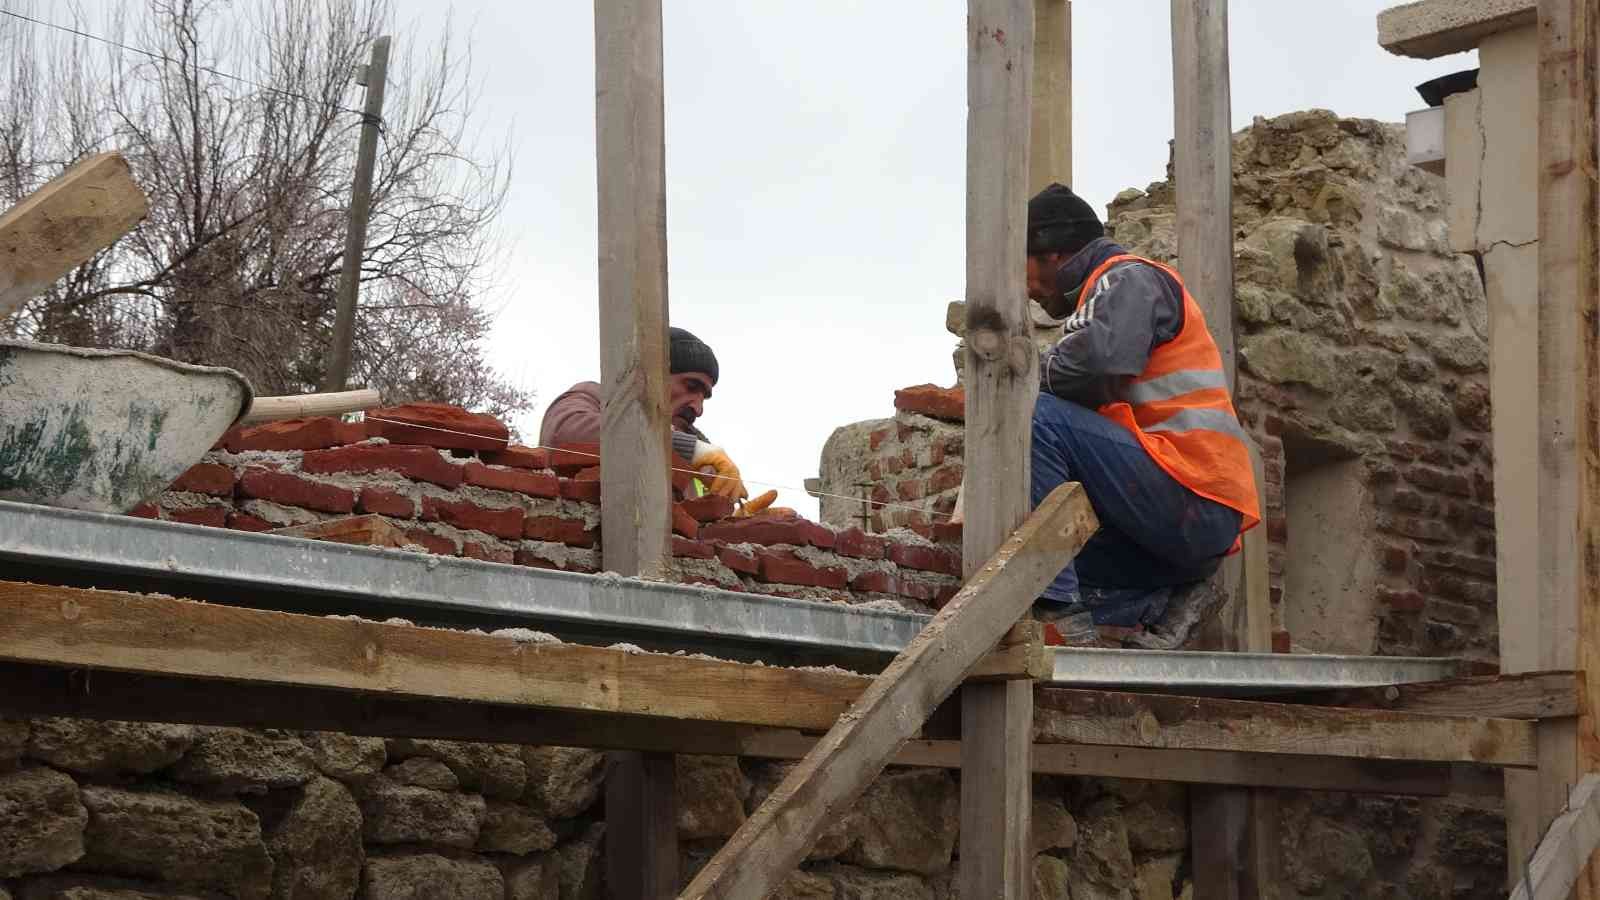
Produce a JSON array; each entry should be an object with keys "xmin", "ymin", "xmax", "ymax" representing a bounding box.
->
[
  {"xmin": 1025, "ymin": 252, "xmax": 1067, "ymax": 302},
  {"xmin": 668, "ymin": 371, "xmax": 713, "ymax": 432}
]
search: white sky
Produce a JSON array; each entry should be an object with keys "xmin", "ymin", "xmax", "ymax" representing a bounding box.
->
[{"xmin": 390, "ymin": 1, "xmax": 1475, "ymax": 516}]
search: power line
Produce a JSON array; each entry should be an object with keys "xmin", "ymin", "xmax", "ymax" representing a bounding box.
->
[{"xmin": 0, "ymin": 7, "xmax": 369, "ymax": 117}]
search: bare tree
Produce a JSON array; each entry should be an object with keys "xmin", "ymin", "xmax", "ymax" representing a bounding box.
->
[{"xmin": 0, "ymin": 0, "xmax": 528, "ymax": 419}]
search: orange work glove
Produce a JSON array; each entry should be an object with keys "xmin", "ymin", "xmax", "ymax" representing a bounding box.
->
[
  {"xmin": 736, "ymin": 489, "xmax": 779, "ymax": 517},
  {"xmin": 690, "ymin": 440, "xmax": 748, "ymax": 501}
]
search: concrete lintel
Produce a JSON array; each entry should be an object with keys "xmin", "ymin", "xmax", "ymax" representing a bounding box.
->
[{"xmin": 1377, "ymin": 0, "xmax": 1535, "ymax": 59}]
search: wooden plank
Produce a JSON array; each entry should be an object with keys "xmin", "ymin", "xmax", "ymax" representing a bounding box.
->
[
  {"xmin": 270, "ymin": 514, "xmax": 411, "ymax": 549},
  {"xmin": 681, "ymin": 484, "xmax": 1098, "ymax": 900},
  {"xmin": 0, "ymin": 151, "xmax": 149, "ymax": 321},
  {"xmin": 1033, "ymin": 688, "xmax": 1538, "ymax": 768},
  {"xmin": 0, "ymin": 659, "xmax": 1504, "ymax": 797},
  {"xmin": 1290, "ymin": 672, "xmax": 1581, "ymax": 720},
  {"xmin": 595, "ymin": 0, "xmax": 673, "ymax": 581},
  {"xmin": 1512, "ymin": 775, "xmax": 1600, "ymax": 900},
  {"xmin": 606, "ymin": 751, "xmax": 677, "ymax": 899},
  {"xmin": 1531, "ymin": 0, "xmax": 1600, "ymax": 894},
  {"xmin": 0, "ymin": 581, "xmax": 870, "ymax": 731},
  {"xmin": 1029, "ymin": 0, "xmax": 1071, "ymax": 192},
  {"xmin": 961, "ymin": 0, "xmax": 1038, "ymax": 896},
  {"xmin": 965, "ymin": 620, "xmax": 1051, "ymax": 681}
]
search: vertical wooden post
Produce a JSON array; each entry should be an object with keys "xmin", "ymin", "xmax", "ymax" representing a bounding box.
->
[
  {"xmin": 960, "ymin": 1, "xmax": 1035, "ymax": 897},
  {"xmin": 1531, "ymin": 0, "xmax": 1600, "ymax": 895},
  {"xmin": 1029, "ymin": 0, "xmax": 1071, "ymax": 193},
  {"xmin": 322, "ymin": 35, "xmax": 390, "ymax": 392},
  {"xmin": 595, "ymin": 0, "xmax": 676, "ymax": 893},
  {"xmin": 1172, "ymin": 1, "xmax": 1278, "ymax": 896}
]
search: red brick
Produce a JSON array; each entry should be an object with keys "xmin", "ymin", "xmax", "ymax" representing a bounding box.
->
[
  {"xmin": 866, "ymin": 459, "xmax": 883, "ymax": 480},
  {"xmin": 1265, "ymin": 516, "xmax": 1288, "ymax": 544},
  {"xmin": 405, "ymin": 528, "xmax": 459, "ymax": 556},
  {"xmin": 167, "ymin": 506, "xmax": 228, "ymax": 528},
  {"xmin": 170, "ymin": 463, "xmax": 235, "ymax": 497},
  {"xmin": 932, "ymin": 493, "xmax": 958, "ymax": 515},
  {"xmin": 421, "ymin": 496, "xmax": 524, "ymax": 540},
  {"xmin": 897, "ymin": 421, "xmax": 917, "ymax": 442},
  {"xmin": 681, "ymin": 495, "xmax": 737, "ymax": 522},
  {"xmin": 238, "ymin": 468, "xmax": 355, "ymax": 514},
  {"xmin": 462, "ymin": 541, "xmax": 514, "ymax": 564},
  {"xmin": 672, "ymin": 504, "xmax": 699, "ymax": 540},
  {"xmin": 463, "ymin": 462, "xmax": 559, "ymax": 499},
  {"xmin": 896, "ymin": 480, "xmax": 926, "ymax": 502},
  {"xmin": 523, "ymin": 516, "xmax": 597, "ymax": 548},
  {"xmin": 927, "ymin": 466, "xmax": 963, "ymax": 495},
  {"xmin": 1271, "ymin": 630, "xmax": 1293, "ymax": 654},
  {"xmin": 869, "ymin": 428, "xmax": 892, "ymax": 451},
  {"xmin": 893, "ymin": 384, "xmax": 965, "ymax": 423},
  {"xmin": 702, "ymin": 513, "xmax": 832, "ymax": 548},
  {"xmin": 931, "ymin": 522, "xmax": 963, "ymax": 545},
  {"xmin": 834, "ymin": 528, "xmax": 888, "ymax": 560},
  {"xmin": 480, "ymin": 445, "xmax": 549, "ymax": 470},
  {"xmin": 672, "ymin": 537, "xmax": 717, "ymax": 559},
  {"xmin": 870, "ymin": 485, "xmax": 892, "ymax": 510},
  {"xmin": 900, "ymin": 448, "xmax": 917, "ymax": 469},
  {"xmin": 225, "ymin": 417, "xmax": 369, "ymax": 452},
  {"xmin": 302, "ymin": 445, "xmax": 463, "ymax": 488},
  {"xmin": 718, "ymin": 545, "xmax": 761, "ymax": 575},
  {"xmin": 512, "ymin": 547, "xmax": 598, "ymax": 574},
  {"xmin": 1379, "ymin": 545, "xmax": 1408, "ymax": 573},
  {"xmin": 889, "ymin": 543, "xmax": 961, "ymax": 576},
  {"xmin": 1259, "ymin": 436, "xmax": 1284, "ymax": 461},
  {"xmin": 1380, "ymin": 588, "xmax": 1426, "ymax": 612},
  {"xmin": 549, "ymin": 444, "xmax": 601, "ymax": 475},
  {"xmin": 560, "ymin": 478, "xmax": 601, "ymax": 502},
  {"xmin": 369, "ymin": 403, "xmax": 509, "ymax": 451},
  {"xmin": 935, "ymin": 584, "xmax": 960, "ymax": 607},
  {"xmin": 927, "ymin": 444, "xmax": 947, "ymax": 467},
  {"xmin": 358, "ymin": 487, "xmax": 416, "ymax": 519},
  {"xmin": 851, "ymin": 570, "xmax": 899, "ymax": 594},
  {"xmin": 895, "ymin": 576, "xmax": 950, "ymax": 603},
  {"xmin": 226, "ymin": 512, "xmax": 274, "ymax": 532},
  {"xmin": 881, "ymin": 456, "xmax": 906, "ymax": 476},
  {"xmin": 754, "ymin": 549, "xmax": 847, "ymax": 589},
  {"xmin": 128, "ymin": 503, "xmax": 160, "ymax": 519}
]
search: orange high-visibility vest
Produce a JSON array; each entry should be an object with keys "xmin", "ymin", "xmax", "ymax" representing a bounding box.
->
[{"xmin": 1081, "ymin": 253, "xmax": 1262, "ymax": 537}]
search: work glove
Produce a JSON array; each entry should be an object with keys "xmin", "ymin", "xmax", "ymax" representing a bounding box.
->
[
  {"xmin": 735, "ymin": 489, "xmax": 779, "ymax": 517},
  {"xmin": 691, "ymin": 440, "xmax": 749, "ymax": 501}
]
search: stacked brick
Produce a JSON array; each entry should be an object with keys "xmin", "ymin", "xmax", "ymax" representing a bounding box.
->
[
  {"xmin": 855, "ymin": 385, "xmax": 966, "ymax": 534},
  {"xmin": 136, "ymin": 403, "xmax": 963, "ymax": 614}
]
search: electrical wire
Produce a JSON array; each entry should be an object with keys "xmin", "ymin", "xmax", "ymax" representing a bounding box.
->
[{"xmin": 0, "ymin": 7, "xmax": 369, "ymax": 117}]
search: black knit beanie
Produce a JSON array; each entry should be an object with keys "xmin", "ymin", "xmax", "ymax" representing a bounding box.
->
[
  {"xmin": 669, "ymin": 327, "xmax": 719, "ymax": 385},
  {"xmin": 1027, "ymin": 182, "xmax": 1104, "ymax": 255}
]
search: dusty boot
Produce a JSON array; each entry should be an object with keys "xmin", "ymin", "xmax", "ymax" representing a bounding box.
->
[{"xmin": 1032, "ymin": 597, "xmax": 1099, "ymax": 646}]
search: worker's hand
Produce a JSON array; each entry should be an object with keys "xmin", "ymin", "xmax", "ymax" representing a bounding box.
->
[
  {"xmin": 736, "ymin": 489, "xmax": 779, "ymax": 517},
  {"xmin": 691, "ymin": 441, "xmax": 748, "ymax": 501}
]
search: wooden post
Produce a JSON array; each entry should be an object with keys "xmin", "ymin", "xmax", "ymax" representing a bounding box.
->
[
  {"xmin": 960, "ymin": 1, "xmax": 1036, "ymax": 897},
  {"xmin": 1029, "ymin": 0, "xmax": 1071, "ymax": 192},
  {"xmin": 322, "ymin": 35, "xmax": 390, "ymax": 392},
  {"xmin": 1530, "ymin": 0, "xmax": 1600, "ymax": 895},
  {"xmin": 595, "ymin": 0, "xmax": 676, "ymax": 892}
]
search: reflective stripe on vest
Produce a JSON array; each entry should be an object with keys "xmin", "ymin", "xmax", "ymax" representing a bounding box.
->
[
  {"xmin": 1122, "ymin": 368, "xmax": 1230, "ymax": 405},
  {"xmin": 1144, "ymin": 407, "xmax": 1249, "ymax": 443}
]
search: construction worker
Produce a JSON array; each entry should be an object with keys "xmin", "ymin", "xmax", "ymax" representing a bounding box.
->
[
  {"xmin": 539, "ymin": 327, "xmax": 749, "ymax": 502},
  {"xmin": 1024, "ymin": 183, "xmax": 1261, "ymax": 643}
]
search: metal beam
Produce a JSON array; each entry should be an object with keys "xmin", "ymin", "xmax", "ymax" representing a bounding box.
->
[{"xmin": 1048, "ymin": 647, "xmax": 1465, "ymax": 696}]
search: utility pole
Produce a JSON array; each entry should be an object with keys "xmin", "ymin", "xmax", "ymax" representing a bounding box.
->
[{"xmin": 322, "ymin": 35, "xmax": 391, "ymax": 393}]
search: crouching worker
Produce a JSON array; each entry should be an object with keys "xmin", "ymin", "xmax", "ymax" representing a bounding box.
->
[
  {"xmin": 539, "ymin": 327, "xmax": 750, "ymax": 503},
  {"xmin": 1024, "ymin": 184, "xmax": 1260, "ymax": 643}
]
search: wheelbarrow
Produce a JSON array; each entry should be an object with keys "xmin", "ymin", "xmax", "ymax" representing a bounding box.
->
[{"xmin": 0, "ymin": 338, "xmax": 378, "ymax": 513}]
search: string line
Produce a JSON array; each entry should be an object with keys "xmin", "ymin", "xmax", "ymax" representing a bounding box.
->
[{"xmin": 358, "ymin": 414, "xmax": 958, "ymax": 524}]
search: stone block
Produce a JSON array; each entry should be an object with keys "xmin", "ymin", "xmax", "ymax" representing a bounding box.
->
[
  {"xmin": 556, "ymin": 822, "xmax": 604, "ymax": 900},
  {"xmin": 772, "ymin": 871, "xmax": 836, "ymax": 900},
  {"xmin": 237, "ymin": 468, "xmax": 355, "ymax": 515},
  {"xmin": 839, "ymin": 769, "xmax": 957, "ymax": 875},
  {"xmin": 15, "ymin": 876, "xmax": 212, "ymax": 899},
  {"xmin": 522, "ymin": 747, "xmax": 605, "ymax": 820},
  {"xmin": 383, "ymin": 757, "xmax": 458, "ymax": 791},
  {"xmin": 358, "ymin": 776, "xmax": 485, "ymax": 848},
  {"xmin": 1070, "ymin": 797, "xmax": 1135, "ymax": 887},
  {"xmin": 0, "ymin": 717, "xmax": 26, "ymax": 769},
  {"xmin": 1238, "ymin": 331, "xmax": 1343, "ymax": 393},
  {"xmin": 1031, "ymin": 796, "xmax": 1078, "ymax": 854},
  {"xmin": 1133, "ymin": 855, "xmax": 1182, "ymax": 900},
  {"xmin": 675, "ymin": 755, "xmax": 749, "ymax": 840},
  {"xmin": 478, "ymin": 800, "xmax": 557, "ymax": 854},
  {"xmin": 501, "ymin": 852, "xmax": 561, "ymax": 900},
  {"xmin": 169, "ymin": 728, "xmax": 317, "ymax": 793},
  {"xmin": 746, "ymin": 762, "xmax": 853, "ymax": 861},
  {"xmin": 259, "ymin": 776, "xmax": 363, "ymax": 900},
  {"xmin": 78, "ymin": 785, "xmax": 270, "ymax": 899},
  {"xmin": 0, "ymin": 767, "xmax": 86, "ymax": 877},
  {"xmin": 26, "ymin": 720, "xmax": 194, "ymax": 778},
  {"xmin": 385, "ymin": 739, "xmax": 525, "ymax": 799},
  {"xmin": 368, "ymin": 403, "xmax": 509, "ymax": 451},
  {"xmin": 1032, "ymin": 855, "xmax": 1072, "ymax": 900},
  {"xmin": 362, "ymin": 853, "xmax": 503, "ymax": 900},
  {"xmin": 301, "ymin": 445, "xmax": 463, "ymax": 488},
  {"xmin": 1123, "ymin": 800, "xmax": 1186, "ymax": 855},
  {"xmin": 818, "ymin": 865, "xmax": 934, "ymax": 900},
  {"xmin": 300, "ymin": 732, "xmax": 386, "ymax": 783}
]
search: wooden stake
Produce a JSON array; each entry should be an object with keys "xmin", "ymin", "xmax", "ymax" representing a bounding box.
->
[
  {"xmin": 322, "ymin": 36, "xmax": 390, "ymax": 392},
  {"xmin": 1030, "ymin": 0, "xmax": 1071, "ymax": 192},
  {"xmin": 961, "ymin": 1, "xmax": 1037, "ymax": 896},
  {"xmin": 1531, "ymin": 0, "xmax": 1600, "ymax": 895},
  {"xmin": 680, "ymin": 484, "xmax": 1098, "ymax": 900},
  {"xmin": 0, "ymin": 151, "xmax": 148, "ymax": 322},
  {"xmin": 595, "ymin": 0, "xmax": 676, "ymax": 890}
]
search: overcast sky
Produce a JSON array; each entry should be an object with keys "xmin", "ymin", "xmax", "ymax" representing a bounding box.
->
[{"xmin": 382, "ymin": 0, "xmax": 1473, "ymax": 517}]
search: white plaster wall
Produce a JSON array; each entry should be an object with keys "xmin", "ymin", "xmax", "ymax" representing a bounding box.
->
[{"xmin": 1283, "ymin": 459, "xmax": 1381, "ymax": 655}]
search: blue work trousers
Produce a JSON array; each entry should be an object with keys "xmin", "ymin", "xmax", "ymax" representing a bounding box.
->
[{"xmin": 1031, "ymin": 393, "xmax": 1241, "ymax": 625}]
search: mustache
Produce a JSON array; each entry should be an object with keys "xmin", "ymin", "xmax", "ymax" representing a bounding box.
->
[{"xmin": 673, "ymin": 406, "xmax": 698, "ymax": 425}]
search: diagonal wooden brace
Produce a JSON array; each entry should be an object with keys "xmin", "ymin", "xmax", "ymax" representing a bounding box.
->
[{"xmin": 678, "ymin": 482, "xmax": 1098, "ymax": 900}]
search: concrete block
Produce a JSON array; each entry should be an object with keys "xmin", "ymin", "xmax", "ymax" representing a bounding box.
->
[
  {"xmin": 1476, "ymin": 25, "xmax": 1538, "ymax": 248},
  {"xmin": 1443, "ymin": 89, "xmax": 1483, "ymax": 253},
  {"xmin": 1405, "ymin": 107, "xmax": 1446, "ymax": 175},
  {"xmin": 1377, "ymin": 0, "xmax": 1534, "ymax": 59}
]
